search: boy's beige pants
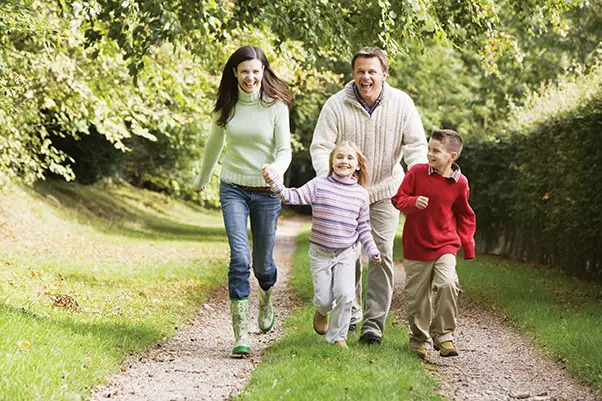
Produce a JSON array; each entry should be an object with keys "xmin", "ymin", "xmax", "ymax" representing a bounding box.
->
[{"xmin": 403, "ymin": 254, "xmax": 460, "ymax": 348}]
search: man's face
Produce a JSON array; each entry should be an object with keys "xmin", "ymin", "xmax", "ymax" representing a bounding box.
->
[{"xmin": 352, "ymin": 56, "xmax": 387, "ymax": 106}]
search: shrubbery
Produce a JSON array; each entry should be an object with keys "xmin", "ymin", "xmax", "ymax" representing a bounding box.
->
[{"xmin": 463, "ymin": 63, "xmax": 602, "ymax": 281}]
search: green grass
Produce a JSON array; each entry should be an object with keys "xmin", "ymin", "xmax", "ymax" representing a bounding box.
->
[
  {"xmin": 0, "ymin": 180, "xmax": 229, "ymax": 401},
  {"xmin": 237, "ymin": 230, "xmax": 442, "ymax": 401},
  {"xmin": 457, "ymin": 255, "xmax": 602, "ymax": 391}
]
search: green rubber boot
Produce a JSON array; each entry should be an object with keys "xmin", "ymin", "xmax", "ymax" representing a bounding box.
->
[
  {"xmin": 230, "ymin": 298, "xmax": 250, "ymax": 357},
  {"xmin": 258, "ymin": 287, "xmax": 275, "ymax": 332}
]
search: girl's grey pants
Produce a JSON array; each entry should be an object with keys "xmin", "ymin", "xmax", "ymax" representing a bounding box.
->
[{"xmin": 309, "ymin": 242, "xmax": 357, "ymax": 343}]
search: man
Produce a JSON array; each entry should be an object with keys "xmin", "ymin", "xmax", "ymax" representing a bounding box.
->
[{"xmin": 310, "ymin": 47, "xmax": 428, "ymax": 345}]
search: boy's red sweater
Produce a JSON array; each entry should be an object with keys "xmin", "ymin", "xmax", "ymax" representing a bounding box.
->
[{"xmin": 392, "ymin": 164, "xmax": 476, "ymax": 261}]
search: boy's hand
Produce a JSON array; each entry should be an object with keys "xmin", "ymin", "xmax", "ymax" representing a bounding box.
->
[
  {"xmin": 415, "ymin": 196, "xmax": 429, "ymax": 209},
  {"xmin": 372, "ymin": 254, "xmax": 382, "ymax": 264}
]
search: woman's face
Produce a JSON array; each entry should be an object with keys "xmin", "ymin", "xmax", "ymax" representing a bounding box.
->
[{"xmin": 234, "ymin": 59, "xmax": 264, "ymax": 93}]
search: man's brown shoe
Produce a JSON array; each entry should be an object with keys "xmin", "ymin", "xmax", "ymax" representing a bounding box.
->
[{"xmin": 313, "ymin": 310, "xmax": 328, "ymax": 335}]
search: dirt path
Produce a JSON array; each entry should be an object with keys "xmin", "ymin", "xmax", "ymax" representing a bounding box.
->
[
  {"xmin": 89, "ymin": 216, "xmax": 599, "ymax": 401},
  {"xmin": 391, "ymin": 264, "xmax": 600, "ymax": 401},
  {"xmin": 89, "ymin": 216, "xmax": 309, "ymax": 401}
]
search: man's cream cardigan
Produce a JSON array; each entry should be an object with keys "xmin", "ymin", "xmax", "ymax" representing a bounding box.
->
[{"xmin": 310, "ymin": 81, "xmax": 428, "ymax": 204}]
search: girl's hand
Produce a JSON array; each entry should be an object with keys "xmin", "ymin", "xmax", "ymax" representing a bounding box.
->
[
  {"xmin": 372, "ymin": 254, "xmax": 382, "ymax": 264},
  {"xmin": 415, "ymin": 196, "xmax": 429, "ymax": 210}
]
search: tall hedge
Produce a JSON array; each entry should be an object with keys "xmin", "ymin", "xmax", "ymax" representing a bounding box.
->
[{"xmin": 462, "ymin": 69, "xmax": 602, "ymax": 281}]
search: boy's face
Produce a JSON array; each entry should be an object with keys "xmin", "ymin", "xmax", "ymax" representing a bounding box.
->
[
  {"xmin": 331, "ymin": 144, "xmax": 359, "ymax": 180},
  {"xmin": 427, "ymin": 138, "xmax": 457, "ymax": 173}
]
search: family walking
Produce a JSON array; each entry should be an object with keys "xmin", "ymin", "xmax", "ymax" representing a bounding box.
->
[{"xmin": 193, "ymin": 45, "xmax": 476, "ymax": 359}]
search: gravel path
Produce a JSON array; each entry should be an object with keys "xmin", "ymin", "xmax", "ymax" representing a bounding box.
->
[
  {"xmin": 391, "ymin": 263, "xmax": 600, "ymax": 401},
  {"xmin": 88, "ymin": 216, "xmax": 599, "ymax": 401},
  {"xmin": 89, "ymin": 216, "xmax": 309, "ymax": 401}
]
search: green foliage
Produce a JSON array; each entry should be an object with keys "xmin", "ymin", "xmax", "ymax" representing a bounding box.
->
[
  {"xmin": 82, "ymin": 0, "xmax": 586, "ymax": 74},
  {"xmin": 388, "ymin": 1, "xmax": 601, "ymax": 138},
  {"xmin": 0, "ymin": 1, "xmax": 160, "ymax": 183},
  {"xmin": 462, "ymin": 63, "xmax": 602, "ymax": 280},
  {"xmin": 1, "ymin": 0, "xmax": 598, "ymax": 215}
]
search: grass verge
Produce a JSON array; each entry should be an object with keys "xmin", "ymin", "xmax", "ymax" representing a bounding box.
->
[
  {"xmin": 0, "ymin": 180, "xmax": 229, "ymax": 400},
  {"xmin": 236, "ymin": 230, "xmax": 442, "ymax": 401}
]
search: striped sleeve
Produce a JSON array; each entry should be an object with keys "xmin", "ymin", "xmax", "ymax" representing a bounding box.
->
[
  {"xmin": 356, "ymin": 199, "xmax": 379, "ymax": 258},
  {"xmin": 271, "ymin": 177, "xmax": 318, "ymax": 206}
]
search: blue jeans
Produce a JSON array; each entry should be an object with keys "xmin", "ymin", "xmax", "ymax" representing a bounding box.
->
[{"xmin": 220, "ymin": 181, "xmax": 281, "ymax": 300}]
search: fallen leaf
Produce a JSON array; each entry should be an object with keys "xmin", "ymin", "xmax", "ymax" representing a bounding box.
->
[{"xmin": 18, "ymin": 340, "xmax": 31, "ymax": 352}]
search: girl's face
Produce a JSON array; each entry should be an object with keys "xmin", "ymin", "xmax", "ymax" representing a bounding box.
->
[
  {"xmin": 331, "ymin": 144, "xmax": 359, "ymax": 180},
  {"xmin": 234, "ymin": 59, "xmax": 264, "ymax": 93}
]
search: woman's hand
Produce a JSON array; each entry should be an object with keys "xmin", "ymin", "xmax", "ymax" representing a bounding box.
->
[{"xmin": 261, "ymin": 164, "xmax": 278, "ymax": 185}]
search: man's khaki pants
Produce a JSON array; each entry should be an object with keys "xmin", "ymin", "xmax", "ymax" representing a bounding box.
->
[
  {"xmin": 403, "ymin": 254, "xmax": 460, "ymax": 348},
  {"xmin": 351, "ymin": 198, "xmax": 400, "ymax": 339}
]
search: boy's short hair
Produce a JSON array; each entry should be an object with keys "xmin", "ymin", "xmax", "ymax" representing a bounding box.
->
[
  {"xmin": 351, "ymin": 47, "xmax": 389, "ymax": 73},
  {"xmin": 431, "ymin": 129, "xmax": 463, "ymax": 156}
]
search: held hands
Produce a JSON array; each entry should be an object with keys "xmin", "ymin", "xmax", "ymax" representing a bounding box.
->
[
  {"xmin": 372, "ymin": 254, "xmax": 382, "ymax": 264},
  {"xmin": 415, "ymin": 196, "xmax": 429, "ymax": 210},
  {"xmin": 261, "ymin": 164, "xmax": 278, "ymax": 185}
]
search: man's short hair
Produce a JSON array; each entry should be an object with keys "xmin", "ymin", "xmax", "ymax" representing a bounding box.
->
[
  {"xmin": 431, "ymin": 129, "xmax": 463, "ymax": 155},
  {"xmin": 351, "ymin": 47, "xmax": 389, "ymax": 73}
]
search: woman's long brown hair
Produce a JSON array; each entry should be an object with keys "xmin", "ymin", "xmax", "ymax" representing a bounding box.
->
[{"xmin": 214, "ymin": 46, "xmax": 294, "ymax": 126}]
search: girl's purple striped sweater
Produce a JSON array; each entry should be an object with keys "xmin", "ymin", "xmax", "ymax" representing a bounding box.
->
[{"xmin": 269, "ymin": 173, "xmax": 379, "ymax": 258}]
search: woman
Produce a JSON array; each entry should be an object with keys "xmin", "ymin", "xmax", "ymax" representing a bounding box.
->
[{"xmin": 193, "ymin": 46, "xmax": 293, "ymax": 357}]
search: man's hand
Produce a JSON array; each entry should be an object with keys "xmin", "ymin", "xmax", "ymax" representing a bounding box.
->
[{"xmin": 415, "ymin": 196, "xmax": 429, "ymax": 210}]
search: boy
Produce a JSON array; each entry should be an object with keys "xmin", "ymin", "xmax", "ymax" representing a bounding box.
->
[{"xmin": 391, "ymin": 129, "xmax": 476, "ymax": 359}]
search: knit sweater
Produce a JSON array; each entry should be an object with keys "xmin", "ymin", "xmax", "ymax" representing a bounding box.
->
[
  {"xmin": 310, "ymin": 81, "xmax": 428, "ymax": 204},
  {"xmin": 268, "ymin": 173, "xmax": 380, "ymax": 258},
  {"xmin": 193, "ymin": 86, "xmax": 291, "ymax": 189},
  {"xmin": 391, "ymin": 164, "xmax": 476, "ymax": 261}
]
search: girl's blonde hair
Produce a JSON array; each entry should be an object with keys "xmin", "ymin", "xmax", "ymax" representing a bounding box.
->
[{"xmin": 327, "ymin": 141, "xmax": 369, "ymax": 188}]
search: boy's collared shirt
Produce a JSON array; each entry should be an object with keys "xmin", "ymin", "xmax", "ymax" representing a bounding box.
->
[
  {"xmin": 352, "ymin": 83, "xmax": 383, "ymax": 115},
  {"xmin": 391, "ymin": 163, "xmax": 476, "ymax": 261},
  {"xmin": 428, "ymin": 162, "xmax": 461, "ymax": 183}
]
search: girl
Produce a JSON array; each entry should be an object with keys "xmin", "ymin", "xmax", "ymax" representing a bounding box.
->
[
  {"xmin": 193, "ymin": 46, "xmax": 294, "ymax": 357},
  {"xmin": 262, "ymin": 141, "xmax": 381, "ymax": 347}
]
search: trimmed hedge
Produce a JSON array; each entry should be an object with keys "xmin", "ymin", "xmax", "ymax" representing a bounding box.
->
[{"xmin": 462, "ymin": 87, "xmax": 602, "ymax": 281}]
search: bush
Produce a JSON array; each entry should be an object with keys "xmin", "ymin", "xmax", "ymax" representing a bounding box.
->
[{"xmin": 462, "ymin": 64, "xmax": 602, "ymax": 281}]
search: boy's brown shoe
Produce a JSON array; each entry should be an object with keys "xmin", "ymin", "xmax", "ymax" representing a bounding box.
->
[
  {"xmin": 434, "ymin": 341, "xmax": 459, "ymax": 357},
  {"xmin": 313, "ymin": 310, "xmax": 328, "ymax": 335}
]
